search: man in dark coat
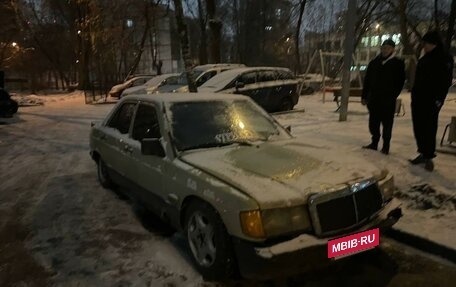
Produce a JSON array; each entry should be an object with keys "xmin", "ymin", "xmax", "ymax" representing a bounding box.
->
[
  {"xmin": 362, "ymin": 39, "xmax": 405, "ymax": 154},
  {"xmin": 409, "ymin": 31, "xmax": 454, "ymax": 171}
]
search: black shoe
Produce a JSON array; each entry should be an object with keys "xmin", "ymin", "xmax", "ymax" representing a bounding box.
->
[
  {"xmin": 381, "ymin": 143, "xmax": 390, "ymax": 155},
  {"xmin": 409, "ymin": 154, "xmax": 425, "ymax": 165},
  {"xmin": 362, "ymin": 143, "xmax": 378, "ymax": 150},
  {"xmin": 424, "ymin": 159, "xmax": 434, "ymax": 171}
]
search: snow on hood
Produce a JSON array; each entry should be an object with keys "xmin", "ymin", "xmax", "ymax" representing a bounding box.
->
[{"xmin": 180, "ymin": 139, "xmax": 382, "ymax": 209}]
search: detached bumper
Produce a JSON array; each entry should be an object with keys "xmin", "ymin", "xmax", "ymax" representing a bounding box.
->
[{"xmin": 233, "ymin": 199, "xmax": 402, "ymax": 279}]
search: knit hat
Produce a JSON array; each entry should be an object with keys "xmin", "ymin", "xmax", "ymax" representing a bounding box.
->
[
  {"xmin": 381, "ymin": 39, "xmax": 396, "ymax": 48},
  {"xmin": 422, "ymin": 31, "xmax": 442, "ymax": 46}
]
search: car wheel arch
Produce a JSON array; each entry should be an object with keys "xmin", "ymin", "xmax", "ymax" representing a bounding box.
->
[
  {"xmin": 179, "ymin": 196, "xmax": 218, "ymax": 230},
  {"xmin": 91, "ymin": 150, "xmax": 100, "ymax": 161}
]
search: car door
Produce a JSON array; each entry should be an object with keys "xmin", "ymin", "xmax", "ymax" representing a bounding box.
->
[
  {"xmin": 128, "ymin": 102, "xmax": 166, "ymax": 210},
  {"xmin": 234, "ymin": 71, "xmax": 262, "ymax": 102},
  {"xmin": 255, "ymin": 70, "xmax": 277, "ymax": 111},
  {"xmin": 101, "ymin": 101, "xmax": 138, "ymax": 180}
]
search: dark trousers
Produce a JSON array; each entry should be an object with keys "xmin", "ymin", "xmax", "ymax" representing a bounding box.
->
[
  {"xmin": 411, "ymin": 103, "xmax": 440, "ymax": 159},
  {"xmin": 368, "ymin": 104, "xmax": 395, "ymax": 146}
]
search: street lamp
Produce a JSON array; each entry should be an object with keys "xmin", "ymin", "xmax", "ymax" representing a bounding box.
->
[{"xmin": 11, "ymin": 42, "xmax": 18, "ymax": 47}]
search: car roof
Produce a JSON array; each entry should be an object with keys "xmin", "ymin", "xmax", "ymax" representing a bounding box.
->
[
  {"xmin": 199, "ymin": 66, "xmax": 293, "ymax": 91},
  {"xmin": 193, "ymin": 63, "xmax": 245, "ymax": 72},
  {"xmin": 122, "ymin": 92, "xmax": 248, "ymax": 104}
]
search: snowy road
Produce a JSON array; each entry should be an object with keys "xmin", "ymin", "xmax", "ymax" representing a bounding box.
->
[{"xmin": 0, "ymin": 94, "xmax": 455, "ymax": 287}]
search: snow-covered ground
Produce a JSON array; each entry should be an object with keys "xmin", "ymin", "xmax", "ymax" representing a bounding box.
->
[
  {"xmin": 276, "ymin": 91, "xmax": 456, "ymax": 249},
  {"xmin": 0, "ymin": 91, "xmax": 455, "ymax": 286}
]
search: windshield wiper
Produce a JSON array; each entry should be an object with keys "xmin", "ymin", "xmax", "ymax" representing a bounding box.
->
[
  {"xmin": 182, "ymin": 140, "xmax": 256, "ymax": 151},
  {"xmin": 182, "ymin": 142, "xmax": 234, "ymax": 151}
]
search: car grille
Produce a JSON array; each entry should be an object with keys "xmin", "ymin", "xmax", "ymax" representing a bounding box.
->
[{"xmin": 309, "ymin": 182, "xmax": 383, "ymax": 236}]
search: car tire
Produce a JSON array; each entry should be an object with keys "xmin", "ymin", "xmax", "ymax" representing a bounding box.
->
[
  {"xmin": 280, "ymin": 98, "xmax": 293, "ymax": 111},
  {"xmin": 184, "ymin": 200, "xmax": 237, "ymax": 280},
  {"xmin": 97, "ymin": 158, "xmax": 116, "ymax": 189}
]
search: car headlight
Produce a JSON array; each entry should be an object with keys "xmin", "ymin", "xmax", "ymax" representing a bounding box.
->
[
  {"xmin": 240, "ymin": 205, "xmax": 311, "ymax": 239},
  {"xmin": 377, "ymin": 172, "xmax": 394, "ymax": 200}
]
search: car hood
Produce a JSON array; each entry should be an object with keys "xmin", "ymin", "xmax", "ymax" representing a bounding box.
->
[
  {"xmin": 110, "ymin": 83, "xmax": 126, "ymax": 92},
  {"xmin": 180, "ymin": 140, "xmax": 384, "ymax": 209}
]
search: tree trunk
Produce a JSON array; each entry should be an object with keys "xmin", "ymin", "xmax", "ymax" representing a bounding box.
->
[
  {"xmin": 197, "ymin": 0, "xmax": 208, "ymax": 64},
  {"xmin": 295, "ymin": 0, "xmax": 307, "ymax": 74},
  {"xmin": 233, "ymin": 0, "xmax": 242, "ymax": 62},
  {"xmin": 173, "ymin": 0, "xmax": 197, "ymax": 92},
  {"xmin": 434, "ymin": 0, "xmax": 440, "ymax": 32},
  {"xmin": 206, "ymin": 0, "xmax": 221, "ymax": 63},
  {"xmin": 126, "ymin": 4, "xmax": 150, "ymax": 78},
  {"xmin": 446, "ymin": 0, "xmax": 456, "ymax": 51}
]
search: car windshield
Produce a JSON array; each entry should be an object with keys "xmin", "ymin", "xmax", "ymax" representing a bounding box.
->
[{"xmin": 168, "ymin": 100, "xmax": 284, "ymax": 151}]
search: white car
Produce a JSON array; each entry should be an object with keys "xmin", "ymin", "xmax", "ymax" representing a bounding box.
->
[
  {"xmin": 172, "ymin": 63, "xmax": 246, "ymax": 93},
  {"xmin": 109, "ymin": 75, "xmax": 154, "ymax": 98},
  {"xmin": 120, "ymin": 73, "xmax": 180, "ymax": 98}
]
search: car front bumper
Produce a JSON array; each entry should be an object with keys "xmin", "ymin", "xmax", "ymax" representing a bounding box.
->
[{"xmin": 233, "ymin": 198, "xmax": 402, "ymax": 279}]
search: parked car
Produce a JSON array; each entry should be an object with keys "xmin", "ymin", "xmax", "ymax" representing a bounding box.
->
[
  {"xmin": 169, "ymin": 63, "xmax": 246, "ymax": 93},
  {"xmin": 120, "ymin": 73, "xmax": 180, "ymax": 98},
  {"xmin": 90, "ymin": 93, "xmax": 402, "ymax": 279},
  {"xmin": 199, "ymin": 67, "xmax": 302, "ymax": 112},
  {"xmin": 0, "ymin": 88, "xmax": 18, "ymax": 118},
  {"xmin": 109, "ymin": 75, "xmax": 154, "ymax": 98}
]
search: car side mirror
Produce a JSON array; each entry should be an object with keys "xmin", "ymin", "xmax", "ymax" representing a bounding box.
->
[
  {"xmin": 235, "ymin": 81, "xmax": 245, "ymax": 90},
  {"xmin": 285, "ymin": 125, "xmax": 291, "ymax": 133},
  {"xmin": 141, "ymin": 138, "xmax": 165, "ymax": 157}
]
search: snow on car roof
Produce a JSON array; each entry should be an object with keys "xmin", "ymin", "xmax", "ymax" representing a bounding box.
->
[
  {"xmin": 192, "ymin": 63, "xmax": 245, "ymax": 72},
  {"xmin": 200, "ymin": 66, "xmax": 293, "ymax": 91},
  {"xmin": 144, "ymin": 73, "xmax": 180, "ymax": 86},
  {"xmin": 124, "ymin": 92, "xmax": 248, "ymax": 104}
]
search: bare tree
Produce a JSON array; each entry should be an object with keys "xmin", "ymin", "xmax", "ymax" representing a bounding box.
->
[
  {"xmin": 206, "ymin": 0, "xmax": 222, "ymax": 63},
  {"xmin": 173, "ymin": 0, "xmax": 197, "ymax": 92},
  {"xmin": 446, "ymin": 0, "xmax": 456, "ymax": 50},
  {"xmin": 294, "ymin": 0, "xmax": 308, "ymax": 74}
]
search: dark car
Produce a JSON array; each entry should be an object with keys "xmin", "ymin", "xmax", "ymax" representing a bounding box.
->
[
  {"xmin": 0, "ymin": 88, "xmax": 18, "ymax": 118},
  {"xmin": 199, "ymin": 67, "xmax": 302, "ymax": 112}
]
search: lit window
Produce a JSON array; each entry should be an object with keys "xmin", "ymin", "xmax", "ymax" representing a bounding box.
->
[
  {"xmin": 126, "ymin": 19, "xmax": 134, "ymax": 28},
  {"xmin": 381, "ymin": 34, "xmax": 391, "ymax": 43},
  {"xmin": 371, "ymin": 36, "xmax": 379, "ymax": 47},
  {"xmin": 265, "ymin": 26, "xmax": 273, "ymax": 31},
  {"xmin": 276, "ymin": 9, "xmax": 282, "ymax": 17},
  {"xmin": 392, "ymin": 34, "xmax": 401, "ymax": 44},
  {"xmin": 361, "ymin": 37, "xmax": 369, "ymax": 47}
]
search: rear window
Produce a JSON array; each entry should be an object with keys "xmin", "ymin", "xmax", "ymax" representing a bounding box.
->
[
  {"xmin": 276, "ymin": 70, "xmax": 295, "ymax": 80},
  {"xmin": 257, "ymin": 71, "xmax": 277, "ymax": 82}
]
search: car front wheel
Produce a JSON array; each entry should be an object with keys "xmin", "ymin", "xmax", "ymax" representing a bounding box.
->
[{"xmin": 185, "ymin": 200, "xmax": 236, "ymax": 280}]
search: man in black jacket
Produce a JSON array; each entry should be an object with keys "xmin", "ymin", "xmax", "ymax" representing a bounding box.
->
[
  {"xmin": 409, "ymin": 31, "xmax": 454, "ymax": 171},
  {"xmin": 362, "ymin": 39, "xmax": 405, "ymax": 154}
]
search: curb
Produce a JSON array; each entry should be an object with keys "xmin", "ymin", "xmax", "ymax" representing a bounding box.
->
[{"xmin": 385, "ymin": 227, "xmax": 456, "ymax": 264}]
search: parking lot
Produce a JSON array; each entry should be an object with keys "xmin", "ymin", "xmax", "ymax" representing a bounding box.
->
[{"xmin": 0, "ymin": 94, "xmax": 455, "ymax": 286}]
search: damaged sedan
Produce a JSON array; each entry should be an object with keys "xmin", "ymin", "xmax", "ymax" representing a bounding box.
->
[{"xmin": 89, "ymin": 93, "xmax": 402, "ymax": 280}]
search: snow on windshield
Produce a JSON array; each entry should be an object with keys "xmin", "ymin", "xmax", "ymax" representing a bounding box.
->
[{"xmin": 168, "ymin": 100, "xmax": 283, "ymax": 151}]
